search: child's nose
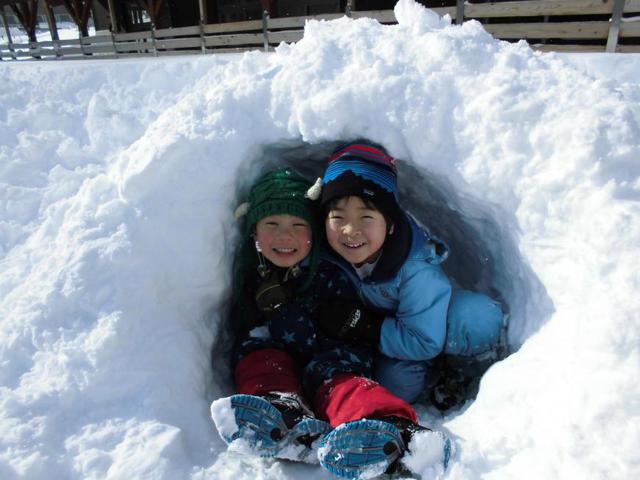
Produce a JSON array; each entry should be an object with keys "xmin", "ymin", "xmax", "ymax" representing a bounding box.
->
[
  {"xmin": 342, "ymin": 223, "xmax": 359, "ymax": 236},
  {"xmin": 277, "ymin": 226, "xmax": 294, "ymax": 237}
]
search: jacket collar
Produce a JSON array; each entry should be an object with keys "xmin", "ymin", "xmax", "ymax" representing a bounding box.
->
[{"xmin": 368, "ymin": 211, "xmax": 412, "ymax": 281}]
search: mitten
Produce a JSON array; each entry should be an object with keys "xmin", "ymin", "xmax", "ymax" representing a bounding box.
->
[
  {"xmin": 255, "ymin": 269, "xmax": 294, "ymax": 312},
  {"xmin": 318, "ymin": 301, "xmax": 384, "ymax": 347}
]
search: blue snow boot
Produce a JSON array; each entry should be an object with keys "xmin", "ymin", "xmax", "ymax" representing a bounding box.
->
[
  {"xmin": 317, "ymin": 416, "xmax": 452, "ymax": 479},
  {"xmin": 211, "ymin": 392, "xmax": 331, "ymax": 463}
]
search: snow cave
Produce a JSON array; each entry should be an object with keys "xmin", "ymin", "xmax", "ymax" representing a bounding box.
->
[{"xmin": 1, "ymin": 0, "xmax": 639, "ymax": 478}]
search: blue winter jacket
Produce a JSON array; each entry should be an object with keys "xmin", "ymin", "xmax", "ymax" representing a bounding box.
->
[{"xmin": 325, "ymin": 214, "xmax": 452, "ymax": 361}]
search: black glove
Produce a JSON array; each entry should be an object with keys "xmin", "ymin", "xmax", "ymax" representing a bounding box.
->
[
  {"xmin": 255, "ymin": 269, "xmax": 294, "ymax": 313},
  {"xmin": 318, "ymin": 301, "xmax": 384, "ymax": 347}
]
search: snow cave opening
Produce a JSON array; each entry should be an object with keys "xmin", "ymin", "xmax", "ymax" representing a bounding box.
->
[{"xmin": 211, "ymin": 138, "xmax": 554, "ymax": 413}]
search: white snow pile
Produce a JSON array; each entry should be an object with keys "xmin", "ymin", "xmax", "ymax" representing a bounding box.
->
[
  {"xmin": 1, "ymin": 0, "xmax": 639, "ymax": 478},
  {"xmin": 401, "ymin": 428, "xmax": 451, "ymax": 478}
]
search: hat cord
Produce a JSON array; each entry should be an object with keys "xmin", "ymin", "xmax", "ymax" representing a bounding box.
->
[
  {"xmin": 255, "ymin": 239, "xmax": 270, "ymax": 278},
  {"xmin": 254, "ymin": 239, "xmax": 302, "ymax": 281}
]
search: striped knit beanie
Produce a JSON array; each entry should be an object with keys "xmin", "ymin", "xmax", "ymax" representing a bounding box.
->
[{"xmin": 308, "ymin": 141, "xmax": 402, "ymax": 225}]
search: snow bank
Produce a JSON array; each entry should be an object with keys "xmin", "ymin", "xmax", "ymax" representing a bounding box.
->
[{"xmin": 1, "ymin": 1, "xmax": 639, "ymax": 478}]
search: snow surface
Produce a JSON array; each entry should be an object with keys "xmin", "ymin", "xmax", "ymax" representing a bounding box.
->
[
  {"xmin": 1, "ymin": 0, "xmax": 639, "ymax": 478},
  {"xmin": 401, "ymin": 428, "xmax": 450, "ymax": 478}
]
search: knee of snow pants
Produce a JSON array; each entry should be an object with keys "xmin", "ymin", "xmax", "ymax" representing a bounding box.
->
[
  {"xmin": 445, "ymin": 289, "xmax": 504, "ymax": 357},
  {"xmin": 375, "ymin": 355, "xmax": 429, "ymax": 404},
  {"xmin": 231, "ymin": 337, "xmax": 285, "ymax": 368},
  {"xmin": 235, "ymin": 348, "xmax": 302, "ymax": 396},
  {"xmin": 314, "ymin": 373, "xmax": 417, "ymax": 427},
  {"xmin": 302, "ymin": 346, "xmax": 373, "ymax": 400}
]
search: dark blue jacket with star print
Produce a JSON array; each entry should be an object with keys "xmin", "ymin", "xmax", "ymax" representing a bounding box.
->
[{"xmin": 231, "ymin": 256, "xmax": 374, "ymax": 396}]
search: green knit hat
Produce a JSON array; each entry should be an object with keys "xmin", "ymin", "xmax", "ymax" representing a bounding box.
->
[
  {"xmin": 234, "ymin": 168, "xmax": 320, "ymax": 291},
  {"xmin": 237, "ymin": 168, "xmax": 316, "ymax": 234}
]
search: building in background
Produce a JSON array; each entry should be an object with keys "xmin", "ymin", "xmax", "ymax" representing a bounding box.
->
[
  {"xmin": 0, "ymin": 1, "xmax": 457, "ymax": 34},
  {"xmin": 90, "ymin": 1, "xmax": 352, "ymax": 32},
  {"xmin": 0, "ymin": 1, "xmax": 74, "ymax": 28},
  {"xmin": 2, "ymin": 1, "xmax": 638, "ymax": 54}
]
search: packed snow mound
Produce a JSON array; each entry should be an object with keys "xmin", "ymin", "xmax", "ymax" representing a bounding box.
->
[
  {"xmin": 1, "ymin": 1, "xmax": 639, "ymax": 478},
  {"xmin": 394, "ymin": 0, "xmax": 452, "ymax": 33}
]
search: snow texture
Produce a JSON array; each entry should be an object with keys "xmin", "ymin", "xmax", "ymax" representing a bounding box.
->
[
  {"xmin": 402, "ymin": 429, "xmax": 450, "ymax": 478},
  {"xmin": 1, "ymin": 1, "xmax": 640, "ymax": 478},
  {"xmin": 210, "ymin": 397, "xmax": 237, "ymax": 442}
]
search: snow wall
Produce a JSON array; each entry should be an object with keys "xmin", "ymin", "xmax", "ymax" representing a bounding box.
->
[{"xmin": 1, "ymin": 1, "xmax": 639, "ymax": 478}]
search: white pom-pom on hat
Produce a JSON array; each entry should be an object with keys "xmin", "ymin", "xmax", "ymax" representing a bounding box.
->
[
  {"xmin": 305, "ymin": 177, "xmax": 323, "ymax": 200},
  {"xmin": 234, "ymin": 202, "xmax": 250, "ymax": 220}
]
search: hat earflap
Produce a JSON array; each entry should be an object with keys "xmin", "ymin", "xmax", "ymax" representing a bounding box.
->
[
  {"xmin": 234, "ymin": 202, "xmax": 250, "ymax": 220},
  {"xmin": 305, "ymin": 177, "xmax": 322, "ymax": 201}
]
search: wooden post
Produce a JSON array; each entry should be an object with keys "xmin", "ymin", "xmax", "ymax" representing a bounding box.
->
[
  {"xmin": 456, "ymin": 0, "xmax": 464, "ymax": 25},
  {"xmin": 606, "ymin": 0, "xmax": 626, "ymax": 52},
  {"xmin": 262, "ymin": 9, "xmax": 269, "ymax": 52},
  {"xmin": 43, "ymin": 0, "xmax": 60, "ymax": 57},
  {"xmin": 150, "ymin": 22, "xmax": 158, "ymax": 56},
  {"xmin": 44, "ymin": 1, "xmax": 59, "ymax": 41},
  {"xmin": 61, "ymin": 0, "xmax": 92, "ymax": 38},
  {"xmin": 11, "ymin": 0, "xmax": 39, "ymax": 43},
  {"xmin": 198, "ymin": 0, "xmax": 207, "ymax": 54},
  {"xmin": 1, "ymin": 6, "xmax": 16, "ymax": 60},
  {"xmin": 107, "ymin": 0, "xmax": 118, "ymax": 58},
  {"xmin": 106, "ymin": 0, "xmax": 118, "ymax": 33},
  {"xmin": 110, "ymin": 29, "xmax": 116, "ymax": 56},
  {"xmin": 346, "ymin": 0, "xmax": 354, "ymax": 17},
  {"xmin": 79, "ymin": 30, "xmax": 86, "ymax": 55},
  {"xmin": 106, "ymin": 0, "xmax": 118, "ymax": 56},
  {"xmin": 198, "ymin": 0, "xmax": 207, "ymax": 24},
  {"xmin": 1, "ymin": 6, "xmax": 13, "ymax": 44}
]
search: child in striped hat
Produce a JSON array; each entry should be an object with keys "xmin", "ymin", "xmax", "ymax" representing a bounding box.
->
[{"xmin": 308, "ymin": 141, "xmax": 505, "ymax": 478}]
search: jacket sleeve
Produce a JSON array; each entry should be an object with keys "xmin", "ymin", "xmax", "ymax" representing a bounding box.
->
[{"xmin": 378, "ymin": 263, "xmax": 451, "ymax": 361}]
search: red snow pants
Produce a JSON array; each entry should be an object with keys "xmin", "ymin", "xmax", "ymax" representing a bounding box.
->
[
  {"xmin": 235, "ymin": 349, "xmax": 417, "ymax": 427},
  {"xmin": 235, "ymin": 348, "xmax": 304, "ymax": 396},
  {"xmin": 314, "ymin": 373, "xmax": 417, "ymax": 427}
]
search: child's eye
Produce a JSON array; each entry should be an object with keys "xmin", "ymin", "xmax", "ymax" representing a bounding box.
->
[
  {"xmin": 361, "ymin": 215, "xmax": 374, "ymax": 220},
  {"xmin": 329, "ymin": 214, "xmax": 343, "ymax": 220},
  {"xmin": 264, "ymin": 221, "xmax": 278, "ymax": 227},
  {"xmin": 293, "ymin": 223, "xmax": 308, "ymax": 228}
]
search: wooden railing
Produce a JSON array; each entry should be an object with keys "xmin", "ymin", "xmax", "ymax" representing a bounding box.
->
[{"xmin": 2, "ymin": 1, "xmax": 639, "ymax": 60}]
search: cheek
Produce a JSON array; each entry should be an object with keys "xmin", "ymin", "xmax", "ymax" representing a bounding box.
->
[
  {"xmin": 297, "ymin": 229, "xmax": 312, "ymax": 249},
  {"xmin": 325, "ymin": 223, "xmax": 341, "ymax": 246},
  {"xmin": 368, "ymin": 225, "xmax": 387, "ymax": 246},
  {"xmin": 255, "ymin": 229, "xmax": 273, "ymax": 247},
  {"xmin": 299, "ymin": 237, "xmax": 312, "ymax": 258}
]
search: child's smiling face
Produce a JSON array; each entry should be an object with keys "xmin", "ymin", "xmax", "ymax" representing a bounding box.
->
[
  {"xmin": 325, "ymin": 196, "xmax": 391, "ymax": 267},
  {"xmin": 255, "ymin": 214, "xmax": 312, "ymax": 268}
]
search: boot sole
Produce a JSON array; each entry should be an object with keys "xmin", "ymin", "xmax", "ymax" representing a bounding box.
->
[
  {"xmin": 223, "ymin": 394, "xmax": 331, "ymax": 461},
  {"xmin": 318, "ymin": 419, "xmax": 404, "ymax": 479}
]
